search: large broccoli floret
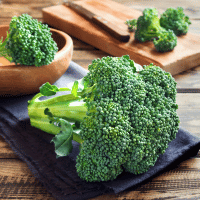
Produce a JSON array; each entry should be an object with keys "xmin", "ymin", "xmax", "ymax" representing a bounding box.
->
[
  {"xmin": 160, "ymin": 7, "xmax": 191, "ymax": 36},
  {"xmin": 135, "ymin": 8, "xmax": 166, "ymax": 42},
  {"xmin": 28, "ymin": 55, "xmax": 180, "ymax": 182},
  {"xmin": 153, "ymin": 30, "xmax": 177, "ymax": 52},
  {"xmin": 0, "ymin": 14, "xmax": 58, "ymax": 67}
]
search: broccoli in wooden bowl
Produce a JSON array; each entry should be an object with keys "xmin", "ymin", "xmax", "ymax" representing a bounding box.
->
[{"xmin": 0, "ymin": 14, "xmax": 73, "ymax": 96}]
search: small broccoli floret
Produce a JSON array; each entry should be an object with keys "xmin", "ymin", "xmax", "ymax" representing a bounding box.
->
[
  {"xmin": 135, "ymin": 8, "xmax": 166, "ymax": 42},
  {"xmin": 28, "ymin": 55, "xmax": 180, "ymax": 182},
  {"xmin": 160, "ymin": 7, "xmax": 191, "ymax": 36},
  {"xmin": 153, "ymin": 30, "xmax": 177, "ymax": 52},
  {"xmin": 0, "ymin": 14, "xmax": 58, "ymax": 67},
  {"xmin": 125, "ymin": 19, "xmax": 137, "ymax": 32}
]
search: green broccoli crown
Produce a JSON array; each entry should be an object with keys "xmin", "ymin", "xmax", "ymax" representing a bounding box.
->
[
  {"xmin": 75, "ymin": 56, "xmax": 179, "ymax": 181},
  {"xmin": 160, "ymin": 7, "xmax": 191, "ymax": 36},
  {"xmin": 4, "ymin": 14, "xmax": 58, "ymax": 66},
  {"xmin": 153, "ymin": 30, "xmax": 177, "ymax": 52},
  {"xmin": 135, "ymin": 8, "xmax": 166, "ymax": 42},
  {"xmin": 75, "ymin": 56, "xmax": 144, "ymax": 181},
  {"xmin": 28, "ymin": 55, "xmax": 180, "ymax": 182}
]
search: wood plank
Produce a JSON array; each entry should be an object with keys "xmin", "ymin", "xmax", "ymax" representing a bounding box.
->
[
  {"xmin": 72, "ymin": 37, "xmax": 98, "ymax": 50},
  {"xmin": 71, "ymin": 37, "xmax": 200, "ymax": 89},
  {"xmin": 0, "ymin": 156, "xmax": 199, "ymax": 200},
  {"xmin": 176, "ymin": 94, "xmax": 200, "ymax": 137},
  {"xmin": 0, "ymin": 1, "xmax": 200, "ymax": 199},
  {"xmin": 113, "ymin": 0, "xmax": 200, "ymax": 18},
  {"xmin": 93, "ymin": 158, "xmax": 200, "ymax": 200},
  {"xmin": 42, "ymin": 0, "xmax": 200, "ymax": 76},
  {"xmin": 72, "ymin": 50, "xmax": 109, "ymax": 69},
  {"xmin": 0, "ymin": 159, "xmax": 55, "ymax": 200},
  {"xmin": 175, "ymin": 66, "xmax": 200, "ymax": 89},
  {"xmin": 0, "ymin": 136, "xmax": 18, "ymax": 159},
  {"xmin": 71, "ymin": 49, "xmax": 200, "ymax": 88}
]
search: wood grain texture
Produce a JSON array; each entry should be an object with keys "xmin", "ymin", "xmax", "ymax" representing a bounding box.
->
[
  {"xmin": 0, "ymin": 159, "xmax": 54, "ymax": 200},
  {"xmin": 92, "ymin": 157, "xmax": 200, "ymax": 200},
  {"xmin": 0, "ymin": 93, "xmax": 200, "ymax": 199},
  {"xmin": 42, "ymin": 0, "xmax": 200, "ymax": 75},
  {"xmin": 0, "ymin": 0, "xmax": 200, "ymax": 200},
  {"xmin": 0, "ymin": 138, "xmax": 199, "ymax": 200}
]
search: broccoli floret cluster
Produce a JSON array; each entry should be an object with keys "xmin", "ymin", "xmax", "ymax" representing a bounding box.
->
[
  {"xmin": 160, "ymin": 7, "xmax": 191, "ymax": 36},
  {"xmin": 153, "ymin": 30, "xmax": 177, "ymax": 52},
  {"xmin": 0, "ymin": 14, "xmax": 58, "ymax": 67},
  {"xmin": 28, "ymin": 55, "xmax": 180, "ymax": 182},
  {"xmin": 133, "ymin": 7, "xmax": 191, "ymax": 52},
  {"xmin": 135, "ymin": 8, "xmax": 166, "ymax": 42},
  {"xmin": 76, "ymin": 56, "xmax": 179, "ymax": 181}
]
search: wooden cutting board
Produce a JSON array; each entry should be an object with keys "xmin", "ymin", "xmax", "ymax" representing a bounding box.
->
[{"xmin": 42, "ymin": 0, "xmax": 200, "ymax": 75}]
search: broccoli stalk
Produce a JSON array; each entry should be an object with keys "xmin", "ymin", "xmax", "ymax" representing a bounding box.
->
[
  {"xmin": 28, "ymin": 92, "xmax": 87, "ymax": 136},
  {"xmin": 28, "ymin": 79, "xmax": 92, "ymax": 137},
  {"xmin": 28, "ymin": 55, "xmax": 180, "ymax": 182},
  {"xmin": 0, "ymin": 14, "xmax": 58, "ymax": 67}
]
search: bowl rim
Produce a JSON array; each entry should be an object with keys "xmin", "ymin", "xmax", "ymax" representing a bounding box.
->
[{"xmin": 0, "ymin": 24, "xmax": 73, "ymax": 67}]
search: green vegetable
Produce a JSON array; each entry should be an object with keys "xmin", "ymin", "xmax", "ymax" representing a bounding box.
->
[
  {"xmin": 0, "ymin": 14, "xmax": 58, "ymax": 67},
  {"xmin": 134, "ymin": 7, "xmax": 179, "ymax": 52},
  {"xmin": 125, "ymin": 19, "xmax": 137, "ymax": 32},
  {"xmin": 135, "ymin": 8, "xmax": 167, "ymax": 42},
  {"xmin": 160, "ymin": 7, "xmax": 191, "ymax": 36},
  {"xmin": 28, "ymin": 55, "xmax": 180, "ymax": 182},
  {"xmin": 153, "ymin": 30, "xmax": 177, "ymax": 52}
]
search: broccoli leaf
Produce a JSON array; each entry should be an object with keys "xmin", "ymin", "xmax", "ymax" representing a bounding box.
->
[
  {"xmin": 44, "ymin": 108, "xmax": 74, "ymax": 157},
  {"xmin": 51, "ymin": 120, "xmax": 73, "ymax": 158},
  {"xmin": 51, "ymin": 118, "xmax": 73, "ymax": 158},
  {"xmin": 39, "ymin": 82, "xmax": 59, "ymax": 96}
]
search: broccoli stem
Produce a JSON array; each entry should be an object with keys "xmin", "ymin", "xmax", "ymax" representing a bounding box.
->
[
  {"xmin": 28, "ymin": 92, "xmax": 87, "ymax": 144},
  {"xmin": 29, "ymin": 117, "xmax": 60, "ymax": 135}
]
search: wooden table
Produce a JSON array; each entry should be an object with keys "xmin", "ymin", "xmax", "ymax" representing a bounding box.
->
[{"xmin": 0, "ymin": 0, "xmax": 200, "ymax": 199}]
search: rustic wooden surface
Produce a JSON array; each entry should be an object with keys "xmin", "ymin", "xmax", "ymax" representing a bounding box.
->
[
  {"xmin": 42, "ymin": 0, "xmax": 200, "ymax": 76},
  {"xmin": 0, "ymin": 0, "xmax": 200, "ymax": 200}
]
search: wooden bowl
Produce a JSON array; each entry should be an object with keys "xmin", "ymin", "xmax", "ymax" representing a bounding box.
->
[{"xmin": 0, "ymin": 25, "xmax": 73, "ymax": 96}]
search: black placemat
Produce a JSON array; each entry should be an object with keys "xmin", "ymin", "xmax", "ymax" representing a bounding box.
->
[{"xmin": 0, "ymin": 61, "xmax": 200, "ymax": 200}]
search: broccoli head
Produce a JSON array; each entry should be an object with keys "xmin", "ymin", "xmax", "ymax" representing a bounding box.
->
[
  {"xmin": 135, "ymin": 8, "xmax": 166, "ymax": 42},
  {"xmin": 0, "ymin": 14, "xmax": 58, "ymax": 67},
  {"xmin": 153, "ymin": 30, "xmax": 177, "ymax": 52},
  {"xmin": 28, "ymin": 55, "xmax": 180, "ymax": 182},
  {"xmin": 160, "ymin": 7, "xmax": 191, "ymax": 36}
]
